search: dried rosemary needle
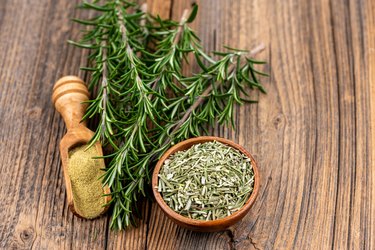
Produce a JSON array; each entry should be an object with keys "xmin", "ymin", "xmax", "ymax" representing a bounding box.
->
[{"xmin": 157, "ymin": 141, "xmax": 254, "ymax": 220}]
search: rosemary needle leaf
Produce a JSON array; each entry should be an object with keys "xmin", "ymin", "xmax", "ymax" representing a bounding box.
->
[{"xmin": 186, "ymin": 4, "xmax": 198, "ymax": 23}]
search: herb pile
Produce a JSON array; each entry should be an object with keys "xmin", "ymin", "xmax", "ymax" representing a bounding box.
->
[
  {"xmin": 68, "ymin": 145, "xmax": 107, "ymax": 218},
  {"xmin": 158, "ymin": 141, "xmax": 254, "ymax": 220},
  {"xmin": 70, "ymin": 0, "xmax": 267, "ymax": 229}
]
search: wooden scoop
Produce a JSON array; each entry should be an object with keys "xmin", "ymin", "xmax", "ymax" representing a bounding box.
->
[{"xmin": 52, "ymin": 76, "xmax": 111, "ymax": 219}]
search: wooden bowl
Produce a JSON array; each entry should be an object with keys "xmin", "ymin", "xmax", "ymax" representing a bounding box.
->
[{"xmin": 152, "ymin": 136, "xmax": 260, "ymax": 232}]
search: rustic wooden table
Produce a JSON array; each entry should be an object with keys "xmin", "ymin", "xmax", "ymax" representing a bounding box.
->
[{"xmin": 1, "ymin": 0, "xmax": 374, "ymax": 249}]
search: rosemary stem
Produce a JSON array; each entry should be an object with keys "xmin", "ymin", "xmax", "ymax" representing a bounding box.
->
[
  {"xmin": 115, "ymin": 4, "xmax": 149, "ymax": 129},
  {"xmin": 248, "ymin": 43, "xmax": 266, "ymax": 57},
  {"xmin": 116, "ymin": 4, "xmax": 141, "ymax": 75},
  {"xmin": 137, "ymin": 3, "xmax": 148, "ymax": 58},
  {"xmin": 101, "ymin": 40, "xmax": 108, "ymax": 139},
  {"xmin": 173, "ymin": 9, "xmax": 189, "ymax": 45},
  {"xmin": 140, "ymin": 3, "xmax": 148, "ymax": 29}
]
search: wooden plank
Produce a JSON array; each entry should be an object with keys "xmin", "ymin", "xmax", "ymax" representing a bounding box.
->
[
  {"xmin": 0, "ymin": 0, "xmax": 374, "ymax": 249},
  {"xmin": 146, "ymin": 1, "xmax": 234, "ymax": 249},
  {"xmin": 145, "ymin": 0, "xmax": 375, "ymax": 249},
  {"xmin": 0, "ymin": 0, "xmax": 109, "ymax": 249},
  {"xmin": 225, "ymin": 0, "xmax": 340, "ymax": 248},
  {"xmin": 146, "ymin": 0, "xmax": 172, "ymax": 19},
  {"xmin": 234, "ymin": 0, "xmax": 374, "ymax": 249},
  {"xmin": 104, "ymin": 1, "xmax": 173, "ymax": 249},
  {"xmin": 365, "ymin": 0, "xmax": 375, "ymax": 249},
  {"xmin": 331, "ymin": 0, "xmax": 373, "ymax": 248},
  {"xmin": 368, "ymin": 1, "xmax": 375, "ymax": 249},
  {"xmin": 106, "ymin": 201, "xmax": 150, "ymax": 250}
]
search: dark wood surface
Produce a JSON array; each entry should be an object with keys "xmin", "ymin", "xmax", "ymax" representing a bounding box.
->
[{"xmin": 0, "ymin": 0, "xmax": 374, "ymax": 249}]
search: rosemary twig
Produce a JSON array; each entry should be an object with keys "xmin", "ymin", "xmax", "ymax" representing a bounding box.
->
[
  {"xmin": 176, "ymin": 44, "xmax": 265, "ymax": 128},
  {"xmin": 160, "ymin": 44, "xmax": 265, "ymax": 151}
]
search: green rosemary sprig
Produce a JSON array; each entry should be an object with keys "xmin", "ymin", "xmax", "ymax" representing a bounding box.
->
[{"xmin": 70, "ymin": 1, "xmax": 267, "ymax": 230}]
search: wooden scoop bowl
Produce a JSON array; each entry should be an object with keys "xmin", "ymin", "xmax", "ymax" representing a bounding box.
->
[{"xmin": 52, "ymin": 76, "xmax": 111, "ymax": 219}]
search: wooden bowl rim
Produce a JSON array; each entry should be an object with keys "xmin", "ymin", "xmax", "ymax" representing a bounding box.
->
[{"xmin": 152, "ymin": 136, "xmax": 260, "ymax": 228}]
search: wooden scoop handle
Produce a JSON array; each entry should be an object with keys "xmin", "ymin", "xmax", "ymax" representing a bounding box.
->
[{"xmin": 52, "ymin": 76, "xmax": 90, "ymax": 130}]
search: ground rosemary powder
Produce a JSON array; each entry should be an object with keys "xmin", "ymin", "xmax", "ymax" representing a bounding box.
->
[{"xmin": 68, "ymin": 145, "xmax": 106, "ymax": 219}]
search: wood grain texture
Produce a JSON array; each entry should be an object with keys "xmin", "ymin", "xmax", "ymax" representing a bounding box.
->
[{"xmin": 0, "ymin": 0, "xmax": 374, "ymax": 249}]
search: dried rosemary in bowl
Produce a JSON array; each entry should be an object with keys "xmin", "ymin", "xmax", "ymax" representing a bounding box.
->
[{"xmin": 157, "ymin": 141, "xmax": 254, "ymax": 221}]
